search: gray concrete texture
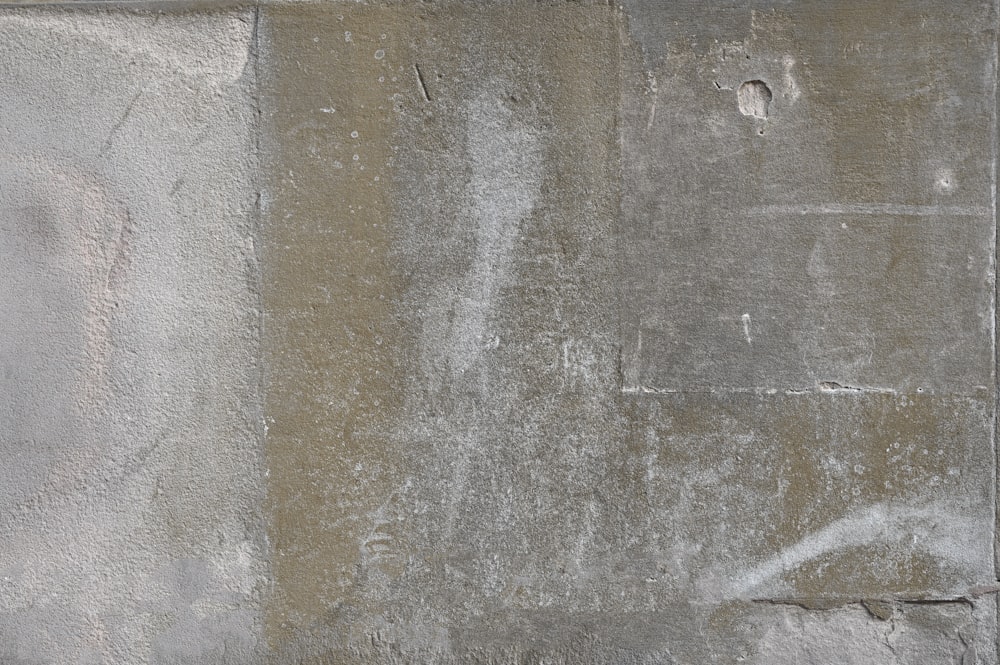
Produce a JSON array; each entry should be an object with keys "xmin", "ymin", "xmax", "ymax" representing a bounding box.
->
[{"xmin": 0, "ymin": 0, "xmax": 997, "ymax": 663}]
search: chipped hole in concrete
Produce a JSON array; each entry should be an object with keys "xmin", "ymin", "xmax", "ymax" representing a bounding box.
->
[{"xmin": 738, "ymin": 79, "xmax": 772, "ymax": 119}]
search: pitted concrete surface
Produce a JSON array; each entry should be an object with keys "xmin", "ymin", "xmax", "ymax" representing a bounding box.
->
[{"xmin": 0, "ymin": 1, "xmax": 997, "ymax": 663}]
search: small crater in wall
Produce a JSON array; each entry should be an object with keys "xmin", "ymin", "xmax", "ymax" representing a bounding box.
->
[{"xmin": 738, "ymin": 80, "xmax": 772, "ymax": 119}]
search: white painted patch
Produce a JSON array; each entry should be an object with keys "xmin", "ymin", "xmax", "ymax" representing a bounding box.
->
[
  {"xmin": 446, "ymin": 89, "xmax": 542, "ymax": 376},
  {"xmin": 933, "ymin": 167, "xmax": 956, "ymax": 193},
  {"xmin": 701, "ymin": 499, "xmax": 990, "ymax": 600},
  {"xmin": 0, "ymin": 11, "xmax": 263, "ymax": 663},
  {"xmin": 741, "ymin": 313, "xmax": 753, "ymax": 345},
  {"xmin": 782, "ymin": 55, "xmax": 801, "ymax": 103},
  {"xmin": 0, "ymin": 12, "xmax": 253, "ymax": 83}
]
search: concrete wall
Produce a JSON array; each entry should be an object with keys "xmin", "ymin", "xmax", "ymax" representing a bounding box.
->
[{"xmin": 0, "ymin": 1, "xmax": 996, "ymax": 663}]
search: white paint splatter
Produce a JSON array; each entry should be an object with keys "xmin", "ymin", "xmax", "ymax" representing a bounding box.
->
[
  {"xmin": 417, "ymin": 85, "xmax": 543, "ymax": 539},
  {"xmin": 645, "ymin": 70, "xmax": 658, "ymax": 131},
  {"xmin": 701, "ymin": 499, "xmax": 990, "ymax": 600},
  {"xmin": 446, "ymin": 89, "xmax": 542, "ymax": 376},
  {"xmin": 933, "ymin": 167, "xmax": 956, "ymax": 193},
  {"xmin": 782, "ymin": 55, "xmax": 801, "ymax": 103}
]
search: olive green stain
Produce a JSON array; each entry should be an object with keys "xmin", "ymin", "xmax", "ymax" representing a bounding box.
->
[
  {"xmin": 260, "ymin": 1, "xmax": 625, "ymax": 653},
  {"xmin": 788, "ymin": 547, "xmax": 942, "ymax": 600},
  {"xmin": 767, "ymin": 394, "xmax": 988, "ymax": 597},
  {"xmin": 260, "ymin": 3, "xmax": 421, "ymax": 647},
  {"xmin": 629, "ymin": 391, "xmax": 990, "ymax": 599},
  {"xmin": 374, "ymin": 0, "xmax": 625, "ymax": 620},
  {"xmin": 259, "ymin": 1, "xmax": 995, "ymax": 656}
]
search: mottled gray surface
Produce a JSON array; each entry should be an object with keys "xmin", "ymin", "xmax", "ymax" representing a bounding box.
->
[
  {"xmin": 0, "ymin": 1, "xmax": 997, "ymax": 663},
  {"xmin": 620, "ymin": 0, "xmax": 995, "ymax": 393},
  {"xmin": 0, "ymin": 9, "xmax": 266, "ymax": 664}
]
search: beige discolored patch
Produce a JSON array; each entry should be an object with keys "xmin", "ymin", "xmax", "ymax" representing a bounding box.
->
[
  {"xmin": 259, "ymin": 3, "xmax": 416, "ymax": 647},
  {"xmin": 260, "ymin": 3, "xmax": 623, "ymax": 657}
]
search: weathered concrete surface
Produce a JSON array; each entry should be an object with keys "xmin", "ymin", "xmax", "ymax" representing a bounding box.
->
[
  {"xmin": 750, "ymin": 600, "xmax": 995, "ymax": 664},
  {"xmin": 622, "ymin": 392, "xmax": 994, "ymax": 603},
  {"xmin": 260, "ymin": 4, "xmax": 627, "ymax": 660},
  {"xmin": 1, "ymin": 1, "xmax": 998, "ymax": 663},
  {"xmin": 620, "ymin": 0, "xmax": 996, "ymax": 393},
  {"xmin": 618, "ymin": 0, "xmax": 998, "ymax": 600},
  {"xmin": 0, "ymin": 8, "xmax": 266, "ymax": 664},
  {"xmin": 258, "ymin": 1, "xmax": 999, "ymax": 663}
]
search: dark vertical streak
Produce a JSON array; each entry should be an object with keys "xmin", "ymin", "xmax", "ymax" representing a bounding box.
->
[{"xmin": 414, "ymin": 63, "xmax": 431, "ymax": 102}]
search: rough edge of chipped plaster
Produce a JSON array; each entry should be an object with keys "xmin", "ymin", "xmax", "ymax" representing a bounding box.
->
[
  {"xmin": 753, "ymin": 596, "xmax": 997, "ymax": 665},
  {"xmin": 756, "ymin": 590, "xmax": 1000, "ymax": 614}
]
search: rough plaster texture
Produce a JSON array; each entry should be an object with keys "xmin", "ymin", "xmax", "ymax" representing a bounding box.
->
[
  {"xmin": 0, "ymin": 1, "xmax": 998, "ymax": 663},
  {"xmin": 0, "ymin": 8, "xmax": 266, "ymax": 664}
]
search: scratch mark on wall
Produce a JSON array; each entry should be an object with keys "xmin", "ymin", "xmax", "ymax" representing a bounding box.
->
[
  {"xmin": 752, "ymin": 203, "xmax": 989, "ymax": 217},
  {"xmin": 782, "ymin": 55, "xmax": 801, "ymax": 104},
  {"xmin": 645, "ymin": 70, "xmax": 658, "ymax": 130},
  {"xmin": 414, "ymin": 63, "xmax": 431, "ymax": 102},
  {"xmin": 99, "ymin": 88, "xmax": 143, "ymax": 156}
]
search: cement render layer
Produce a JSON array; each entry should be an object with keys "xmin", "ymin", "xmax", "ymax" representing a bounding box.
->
[
  {"xmin": 0, "ymin": 8, "xmax": 266, "ymax": 664},
  {"xmin": 0, "ymin": 1, "xmax": 998, "ymax": 663}
]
